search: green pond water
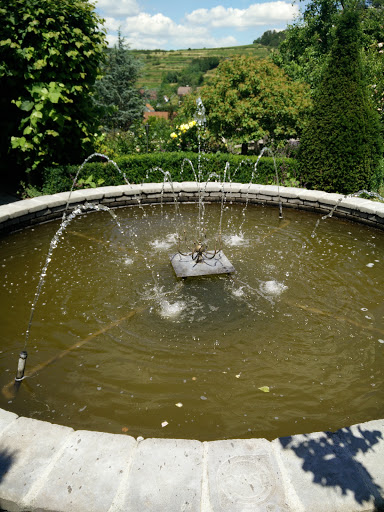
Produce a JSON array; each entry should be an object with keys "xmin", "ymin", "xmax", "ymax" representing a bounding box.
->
[{"xmin": 0, "ymin": 202, "xmax": 383, "ymax": 441}]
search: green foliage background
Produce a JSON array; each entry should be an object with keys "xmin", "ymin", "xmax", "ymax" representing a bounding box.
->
[
  {"xmin": 0, "ymin": 0, "xmax": 106, "ymax": 184},
  {"xmin": 34, "ymin": 153, "xmax": 299, "ymax": 195},
  {"xmin": 298, "ymin": 7, "xmax": 383, "ymax": 193},
  {"xmin": 95, "ymin": 33, "xmax": 144, "ymax": 131},
  {"xmin": 180, "ymin": 57, "xmax": 312, "ymax": 150}
]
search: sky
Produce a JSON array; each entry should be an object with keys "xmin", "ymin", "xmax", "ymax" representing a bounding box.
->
[{"xmin": 94, "ymin": 0, "xmax": 300, "ymax": 50}]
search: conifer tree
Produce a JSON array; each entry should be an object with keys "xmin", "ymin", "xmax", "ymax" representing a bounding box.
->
[
  {"xmin": 96, "ymin": 33, "xmax": 144, "ymax": 131},
  {"xmin": 298, "ymin": 7, "xmax": 382, "ymax": 193}
]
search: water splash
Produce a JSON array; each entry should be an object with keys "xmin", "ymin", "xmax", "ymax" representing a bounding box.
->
[
  {"xmin": 150, "ymin": 233, "xmax": 178, "ymax": 250},
  {"xmin": 223, "ymin": 233, "xmax": 248, "ymax": 247},
  {"xmin": 261, "ymin": 280, "xmax": 288, "ymax": 296},
  {"xmin": 159, "ymin": 300, "xmax": 186, "ymax": 319}
]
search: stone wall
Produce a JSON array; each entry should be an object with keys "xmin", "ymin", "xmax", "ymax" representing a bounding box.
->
[{"xmin": 1, "ymin": 183, "xmax": 384, "ymax": 235}]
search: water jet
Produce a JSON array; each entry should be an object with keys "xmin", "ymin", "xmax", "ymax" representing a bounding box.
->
[{"xmin": 1, "ymin": 184, "xmax": 384, "ymax": 512}]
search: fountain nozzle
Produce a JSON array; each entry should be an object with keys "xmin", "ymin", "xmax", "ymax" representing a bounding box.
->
[{"xmin": 15, "ymin": 350, "xmax": 28, "ymax": 382}]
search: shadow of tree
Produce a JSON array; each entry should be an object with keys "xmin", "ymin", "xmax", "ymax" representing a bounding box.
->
[
  {"xmin": 0, "ymin": 448, "xmax": 17, "ymax": 512},
  {"xmin": 0, "ymin": 448, "xmax": 16, "ymax": 484},
  {"xmin": 280, "ymin": 426, "xmax": 384, "ymax": 510}
]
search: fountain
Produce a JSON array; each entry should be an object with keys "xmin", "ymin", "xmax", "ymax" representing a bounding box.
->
[{"xmin": 0, "ymin": 99, "xmax": 384, "ymax": 511}]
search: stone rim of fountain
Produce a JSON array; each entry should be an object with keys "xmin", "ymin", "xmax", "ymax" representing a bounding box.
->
[{"xmin": 0, "ymin": 183, "xmax": 383, "ymax": 512}]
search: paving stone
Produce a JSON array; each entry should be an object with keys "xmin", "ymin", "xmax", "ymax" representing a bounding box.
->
[
  {"xmin": 112, "ymin": 438, "xmax": 203, "ymax": 512},
  {"xmin": 69, "ymin": 189, "xmax": 104, "ymax": 202},
  {"xmin": 239, "ymin": 184, "xmax": 263, "ymax": 194},
  {"xmin": 274, "ymin": 430, "xmax": 377, "ymax": 512},
  {"xmin": 257, "ymin": 185, "xmax": 281, "ymax": 196},
  {"xmin": 0, "ymin": 209, "xmax": 11, "ymax": 223},
  {"xmin": 286, "ymin": 198, "xmax": 304, "ymax": 205},
  {"xmin": 296, "ymin": 190, "xmax": 327, "ymax": 202},
  {"xmin": 204, "ymin": 438, "xmax": 294, "ymax": 512},
  {"xmin": 317, "ymin": 193, "xmax": 344, "ymax": 206},
  {"xmin": 140, "ymin": 183, "xmax": 164, "ymax": 194},
  {"xmin": 96, "ymin": 185, "xmax": 125, "ymax": 198},
  {"xmin": 7, "ymin": 201, "xmax": 32, "ymax": 219},
  {"xmin": 222, "ymin": 183, "xmax": 242, "ymax": 193},
  {"xmin": 374, "ymin": 203, "xmax": 384, "ymax": 218},
  {"xmin": 0, "ymin": 417, "xmax": 73, "ymax": 511},
  {"xmin": 121, "ymin": 184, "xmax": 141, "ymax": 196},
  {"xmin": 180, "ymin": 182, "xmax": 200, "ymax": 192},
  {"xmin": 26, "ymin": 430, "xmax": 136, "ymax": 512},
  {"xmin": 278, "ymin": 187, "xmax": 307, "ymax": 199},
  {"xmin": 208, "ymin": 192, "xmax": 225, "ymax": 198},
  {"xmin": 203, "ymin": 182, "xmax": 222, "ymax": 193},
  {"xmin": 162, "ymin": 181, "xmax": 182, "ymax": 193}
]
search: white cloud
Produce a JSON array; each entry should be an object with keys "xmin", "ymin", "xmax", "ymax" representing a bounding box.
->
[
  {"xmin": 95, "ymin": 0, "xmax": 140, "ymax": 17},
  {"xmin": 105, "ymin": 12, "xmax": 238, "ymax": 49},
  {"xmin": 96, "ymin": 1, "xmax": 296, "ymax": 50},
  {"xmin": 185, "ymin": 2, "xmax": 298, "ymax": 28}
]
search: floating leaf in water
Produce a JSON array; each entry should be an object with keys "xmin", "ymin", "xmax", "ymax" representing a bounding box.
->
[
  {"xmin": 236, "ymin": 373, "xmax": 241, "ymax": 378},
  {"xmin": 192, "ymin": 377, "xmax": 197, "ymax": 381},
  {"xmin": 175, "ymin": 402, "xmax": 183, "ymax": 408},
  {"xmin": 258, "ymin": 386, "xmax": 270, "ymax": 393},
  {"xmin": 161, "ymin": 421, "xmax": 168, "ymax": 427},
  {"xmin": 121, "ymin": 426, "xmax": 129, "ymax": 433}
]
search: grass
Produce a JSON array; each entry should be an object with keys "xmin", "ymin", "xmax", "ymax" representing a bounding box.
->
[{"xmin": 133, "ymin": 44, "xmax": 270, "ymax": 89}]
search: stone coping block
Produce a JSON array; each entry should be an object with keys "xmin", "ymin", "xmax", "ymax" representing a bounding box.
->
[
  {"xmin": 204, "ymin": 438, "xmax": 296, "ymax": 511},
  {"xmin": 1, "ymin": 184, "xmax": 383, "ymax": 229},
  {"xmin": 336, "ymin": 419, "xmax": 384, "ymax": 504},
  {"xmin": 113, "ymin": 438, "xmax": 203, "ymax": 511},
  {"xmin": 0, "ymin": 417, "xmax": 73, "ymax": 510},
  {"xmin": 26, "ymin": 430, "xmax": 137, "ymax": 512},
  {"xmin": 0, "ymin": 415, "xmax": 382, "ymax": 511},
  {"xmin": 0, "ymin": 410, "xmax": 18, "ymax": 435},
  {"xmin": 273, "ymin": 428, "xmax": 384, "ymax": 512}
]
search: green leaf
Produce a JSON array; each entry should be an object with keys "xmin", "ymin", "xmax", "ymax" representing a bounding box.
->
[
  {"xmin": 20, "ymin": 101, "xmax": 34, "ymax": 112},
  {"xmin": 258, "ymin": 386, "xmax": 270, "ymax": 393},
  {"xmin": 31, "ymin": 110, "xmax": 43, "ymax": 119}
]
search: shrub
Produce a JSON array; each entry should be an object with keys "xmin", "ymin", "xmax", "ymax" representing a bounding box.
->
[
  {"xmin": 33, "ymin": 153, "xmax": 299, "ymax": 196},
  {"xmin": 0, "ymin": 0, "xmax": 106, "ymax": 183},
  {"xmin": 298, "ymin": 8, "xmax": 383, "ymax": 194}
]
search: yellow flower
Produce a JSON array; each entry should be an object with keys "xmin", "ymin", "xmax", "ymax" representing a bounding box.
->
[
  {"xmin": 170, "ymin": 132, "xmax": 177, "ymax": 139},
  {"xmin": 189, "ymin": 120, "xmax": 196, "ymax": 128}
]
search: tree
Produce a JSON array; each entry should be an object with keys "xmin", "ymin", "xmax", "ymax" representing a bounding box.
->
[
  {"xmin": 298, "ymin": 7, "xmax": 382, "ymax": 193},
  {"xmin": 180, "ymin": 56, "xmax": 311, "ymax": 153},
  {"xmin": 95, "ymin": 33, "xmax": 144, "ymax": 131},
  {"xmin": 275, "ymin": 0, "xmax": 384, "ymax": 123},
  {"xmin": 274, "ymin": 0, "xmax": 342, "ymax": 87},
  {"xmin": 0, "ymin": 0, "xmax": 107, "ymax": 184},
  {"xmin": 254, "ymin": 30, "xmax": 286, "ymax": 48}
]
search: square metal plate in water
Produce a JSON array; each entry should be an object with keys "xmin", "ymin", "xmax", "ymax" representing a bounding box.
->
[{"xmin": 170, "ymin": 251, "xmax": 235, "ymax": 278}]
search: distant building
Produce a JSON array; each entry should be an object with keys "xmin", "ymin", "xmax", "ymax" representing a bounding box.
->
[
  {"xmin": 144, "ymin": 103, "xmax": 155, "ymax": 113},
  {"xmin": 177, "ymin": 86, "xmax": 192, "ymax": 97},
  {"xmin": 140, "ymin": 89, "xmax": 158, "ymax": 101},
  {"xmin": 143, "ymin": 111, "xmax": 171, "ymax": 121}
]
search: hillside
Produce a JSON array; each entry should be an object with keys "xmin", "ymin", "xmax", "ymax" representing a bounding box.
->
[{"xmin": 132, "ymin": 44, "xmax": 270, "ymax": 90}]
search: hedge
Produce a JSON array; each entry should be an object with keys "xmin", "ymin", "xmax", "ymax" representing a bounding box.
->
[{"xmin": 39, "ymin": 152, "xmax": 300, "ymax": 195}]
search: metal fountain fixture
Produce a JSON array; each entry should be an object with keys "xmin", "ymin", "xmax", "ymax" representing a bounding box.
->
[{"xmin": 170, "ymin": 230, "xmax": 235, "ymax": 278}]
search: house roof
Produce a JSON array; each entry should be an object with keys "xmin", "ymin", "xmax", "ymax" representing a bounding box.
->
[{"xmin": 177, "ymin": 86, "xmax": 192, "ymax": 96}]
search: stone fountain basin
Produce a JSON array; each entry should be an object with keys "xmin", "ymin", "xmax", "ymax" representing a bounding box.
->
[{"xmin": 0, "ymin": 183, "xmax": 383, "ymax": 512}]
